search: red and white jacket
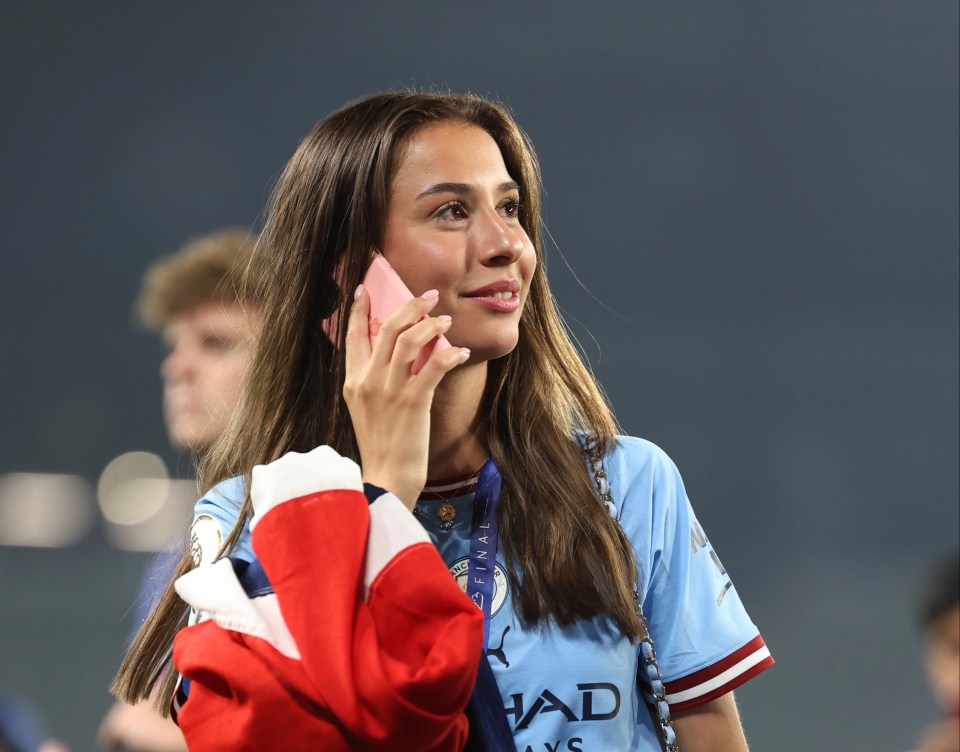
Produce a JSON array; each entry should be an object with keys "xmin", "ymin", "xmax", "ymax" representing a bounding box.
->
[{"xmin": 171, "ymin": 446, "xmax": 484, "ymax": 751}]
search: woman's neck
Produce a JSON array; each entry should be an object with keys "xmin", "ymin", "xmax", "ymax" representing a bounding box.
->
[{"xmin": 427, "ymin": 362, "xmax": 489, "ymax": 480}]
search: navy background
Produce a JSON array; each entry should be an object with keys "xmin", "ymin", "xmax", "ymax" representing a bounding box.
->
[{"xmin": 0, "ymin": 3, "xmax": 957, "ymax": 750}]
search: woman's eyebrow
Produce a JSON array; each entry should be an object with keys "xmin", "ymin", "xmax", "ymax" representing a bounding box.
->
[{"xmin": 416, "ymin": 181, "xmax": 520, "ymax": 200}]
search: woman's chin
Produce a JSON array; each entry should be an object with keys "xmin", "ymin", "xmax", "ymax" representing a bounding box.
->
[{"xmin": 447, "ymin": 333, "xmax": 520, "ymax": 365}]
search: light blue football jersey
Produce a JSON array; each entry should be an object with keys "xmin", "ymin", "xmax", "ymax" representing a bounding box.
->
[{"xmin": 191, "ymin": 436, "xmax": 772, "ymax": 751}]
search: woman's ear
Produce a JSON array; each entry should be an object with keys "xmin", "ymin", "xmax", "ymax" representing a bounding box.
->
[{"xmin": 317, "ymin": 276, "xmax": 341, "ymax": 319}]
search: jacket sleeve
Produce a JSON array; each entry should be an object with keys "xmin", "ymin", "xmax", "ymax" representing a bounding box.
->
[{"xmin": 174, "ymin": 445, "xmax": 484, "ymax": 751}]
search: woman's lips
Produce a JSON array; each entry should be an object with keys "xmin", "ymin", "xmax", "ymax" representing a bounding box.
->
[
  {"xmin": 463, "ymin": 291, "xmax": 520, "ymax": 312},
  {"xmin": 464, "ymin": 279, "xmax": 521, "ymax": 297},
  {"xmin": 462, "ymin": 280, "xmax": 522, "ymax": 312}
]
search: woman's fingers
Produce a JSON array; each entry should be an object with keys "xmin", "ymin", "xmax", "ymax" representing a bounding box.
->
[
  {"xmin": 347, "ymin": 284, "xmax": 455, "ymax": 386},
  {"xmin": 385, "ymin": 315, "xmax": 450, "ymax": 381},
  {"xmin": 412, "ymin": 344, "xmax": 472, "ymax": 393},
  {"xmin": 345, "ymin": 285, "xmax": 456, "ymax": 408},
  {"xmin": 344, "ymin": 284, "xmax": 372, "ymax": 377},
  {"xmin": 368, "ymin": 289, "xmax": 441, "ymax": 368},
  {"xmin": 342, "ymin": 285, "xmax": 470, "ymax": 508}
]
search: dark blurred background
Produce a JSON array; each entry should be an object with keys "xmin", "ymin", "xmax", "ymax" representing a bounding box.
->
[{"xmin": 1, "ymin": 2, "xmax": 957, "ymax": 750}]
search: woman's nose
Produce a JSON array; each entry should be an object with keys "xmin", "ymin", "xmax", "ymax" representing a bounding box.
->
[{"xmin": 477, "ymin": 209, "xmax": 526, "ymax": 266}]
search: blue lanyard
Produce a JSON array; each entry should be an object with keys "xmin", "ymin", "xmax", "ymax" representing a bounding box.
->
[{"xmin": 466, "ymin": 458, "xmax": 501, "ymax": 647}]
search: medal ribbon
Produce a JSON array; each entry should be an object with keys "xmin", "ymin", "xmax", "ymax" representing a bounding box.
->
[{"xmin": 466, "ymin": 458, "xmax": 500, "ymax": 647}]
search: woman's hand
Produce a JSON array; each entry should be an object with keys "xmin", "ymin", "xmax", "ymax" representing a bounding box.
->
[{"xmin": 343, "ymin": 285, "xmax": 470, "ymax": 509}]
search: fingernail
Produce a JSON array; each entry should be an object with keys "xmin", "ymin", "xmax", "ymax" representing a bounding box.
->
[
  {"xmin": 421, "ymin": 289, "xmax": 439, "ymax": 300},
  {"xmin": 437, "ymin": 315, "xmax": 452, "ymax": 323},
  {"xmin": 460, "ymin": 348, "xmax": 471, "ymax": 358},
  {"xmin": 354, "ymin": 285, "xmax": 364, "ymax": 300}
]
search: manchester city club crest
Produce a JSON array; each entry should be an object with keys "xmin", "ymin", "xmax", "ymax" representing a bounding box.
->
[
  {"xmin": 449, "ymin": 557, "xmax": 508, "ymax": 617},
  {"xmin": 190, "ymin": 514, "xmax": 223, "ymax": 566}
]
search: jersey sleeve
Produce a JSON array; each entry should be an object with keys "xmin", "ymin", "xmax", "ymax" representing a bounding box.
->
[
  {"xmin": 613, "ymin": 437, "xmax": 773, "ymax": 712},
  {"xmin": 189, "ymin": 475, "xmax": 251, "ymax": 567},
  {"xmin": 171, "ymin": 445, "xmax": 483, "ymax": 751}
]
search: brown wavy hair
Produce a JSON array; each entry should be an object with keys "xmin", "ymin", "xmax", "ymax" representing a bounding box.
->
[{"xmin": 112, "ymin": 91, "xmax": 642, "ymax": 709}]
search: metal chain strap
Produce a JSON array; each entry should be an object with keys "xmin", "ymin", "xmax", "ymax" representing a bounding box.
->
[{"xmin": 585, "ymin": 439, "xmax": 680, "ymax": 752}]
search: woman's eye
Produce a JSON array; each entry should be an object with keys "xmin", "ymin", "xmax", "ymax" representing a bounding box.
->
[
  {"xmin": 437, "ymin": 201, "xmax": 467, "ymax": 220},
  {"xmin": 499, "ymin": 199, "xmax": 523, "ymax": 219}
]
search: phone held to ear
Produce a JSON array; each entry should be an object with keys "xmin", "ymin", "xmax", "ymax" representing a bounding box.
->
[{"xmin": 324, "ymin": 252, "xmax": 452, "ymax": 374}]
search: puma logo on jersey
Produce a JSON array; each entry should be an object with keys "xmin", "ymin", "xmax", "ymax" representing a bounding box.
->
[{"xmin": 488, "ymin": 625, "xmax": 510, "ymax": 667}]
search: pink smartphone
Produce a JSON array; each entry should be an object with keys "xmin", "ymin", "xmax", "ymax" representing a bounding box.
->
[
  {"xmin": 324, "ymin": 252, "xmax": 451, "ymax": 374},
  {"xmin": 364, "ymin": 253, "xmax": 452, "ymax": 373}
]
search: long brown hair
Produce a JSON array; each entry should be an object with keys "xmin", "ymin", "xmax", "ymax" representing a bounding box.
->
[{"xmin": 112, "ymin": 91, "xmax": 642, "ymax": 709}]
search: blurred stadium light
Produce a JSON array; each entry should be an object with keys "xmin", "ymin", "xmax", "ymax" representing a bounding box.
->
[
  {"xmin": 97, "ymin": 451, "xmax": 197, "ymax": 551},
  {"xmin": 0, "ymin": 453, "xmax": 198, "ymax": 550},
  {"xmin": 0, "ymin": 472, "xmax": 95, "ymax": 547}
]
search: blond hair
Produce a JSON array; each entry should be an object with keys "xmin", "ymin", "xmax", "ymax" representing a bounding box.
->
[{"xmin": 137, "ymin": 228, "xmax": 255, "ymax": 326}]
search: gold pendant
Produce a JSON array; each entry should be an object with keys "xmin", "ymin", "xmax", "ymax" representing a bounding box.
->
[{"xmin": 438, "ymin": 501, "xmax": 457, "ymax": 524}]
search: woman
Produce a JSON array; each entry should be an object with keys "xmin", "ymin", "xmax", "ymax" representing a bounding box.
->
[{"xmin": 113, "ymin": 91, "xmax": 773, "ymax": 751}]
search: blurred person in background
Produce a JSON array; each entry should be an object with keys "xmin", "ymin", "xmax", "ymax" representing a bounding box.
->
[
  {"xmin": 142, "ymin": 229, "xmax": 259, "ymax": 458},
  {"xmin": 0, "ymin": 689, "xmax": 69, "ymax": 752},
  {"xmin": 97, "ymin": 229, "xmax": 258, "ymax": 752},
  {"xmin": 912, "ymin": 552, "xmax": 960, "ymax": 752}
]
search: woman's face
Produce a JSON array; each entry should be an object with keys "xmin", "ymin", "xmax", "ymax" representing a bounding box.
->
[{"xmin": 380, "ymin": 120, "xmax": 536, "ymax": 363}]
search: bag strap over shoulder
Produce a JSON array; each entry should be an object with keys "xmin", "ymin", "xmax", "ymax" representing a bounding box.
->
[{"xmin": 584, "ymin": 438, "xmax": 679, "ymax": 752}]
